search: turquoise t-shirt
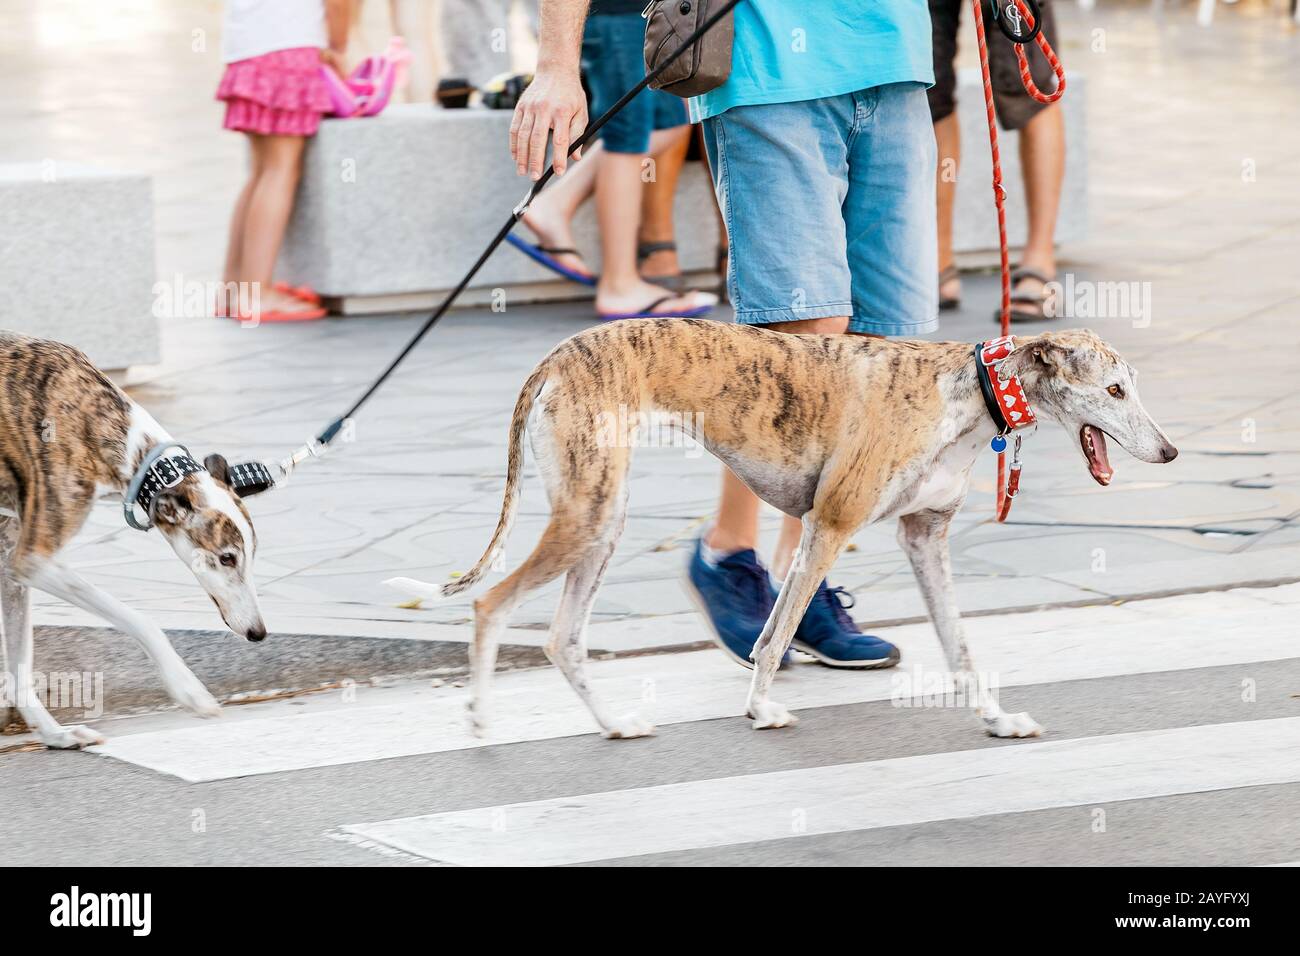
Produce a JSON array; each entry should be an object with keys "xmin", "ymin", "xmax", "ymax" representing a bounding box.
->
[{"xmin": 688, "ymin": 0, "xmax": 934, "ymax": 123}]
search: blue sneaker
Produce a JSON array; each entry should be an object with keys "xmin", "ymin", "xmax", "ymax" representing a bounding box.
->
[
  {"xmin": 684, "ymin": 540, "xmax": 788, "ymax": 669},
  {"xmin": 791, "ymin": 582, "xmax": 901, "ymax": 669}
]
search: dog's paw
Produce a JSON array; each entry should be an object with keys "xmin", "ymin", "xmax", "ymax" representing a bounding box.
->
[
  {"xmin": 602, "ymin": 713, "xmax": 656, "ymax": 740},
  {"xmin": 41, "ymin": 724, "xmax": 106, "ymax": 749},
  {"xmin": 466, "ymin": 701, "xmax": 488, "ymax": 739},
  {"xmin": 166, "ymin": 673, "xmax": 222, "ymax": 718},
  {"xmin": 748, "ymin": 700, "xmax": 798, "ymax": 730},
  {"xmin": 983, "ymin": 711, "xmax": 1043, "ymax": 738}
]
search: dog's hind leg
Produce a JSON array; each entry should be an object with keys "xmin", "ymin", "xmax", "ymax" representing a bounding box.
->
[
  {"xmin": 898, "ymin": 509, "xmax": 1041, "ymax": 738},
  {"xmin": 0, "ymin": 519, "xmax": 104, "ymax": 748},
  {"xmin": 467, "ymin": 498, "xmax": 619, "ymax": 736},
  {"xmin": 746, "ymin": 519, "xmax": 851, "ymax": 730},
  {"xmin": 543, "ymin": 488, "xmax": 652, "ymax": 739}
]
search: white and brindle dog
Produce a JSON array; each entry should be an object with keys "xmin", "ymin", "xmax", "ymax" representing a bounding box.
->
[
  {"xmin": 0, "ymin": 332, "xmax": 265, "ymax": 748},
  {"xmin": 390, "ymin": 321, "xmax": 1178, "ymax": 741}
]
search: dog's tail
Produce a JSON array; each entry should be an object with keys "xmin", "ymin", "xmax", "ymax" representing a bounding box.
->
[{"xmin": 385, "ymin": 364, "xmax": 547, "ymax": 602}]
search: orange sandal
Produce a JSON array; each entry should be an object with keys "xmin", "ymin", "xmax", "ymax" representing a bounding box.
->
[
  {"xmin": 272, "ymin": 282, "xmax": 323, "ymax": 306},
  {"xmin": 231, "ymin": 304, "xmax": 327, "ymax": 323}
]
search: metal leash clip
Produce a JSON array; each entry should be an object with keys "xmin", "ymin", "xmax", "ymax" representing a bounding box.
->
[
  {"xmin": 992, "ymin": 0, "xmax": 1043, "ymax": 45},
  {"xmin": 275, "ymin": 437, "xmax": 329, "ymax": 484}
]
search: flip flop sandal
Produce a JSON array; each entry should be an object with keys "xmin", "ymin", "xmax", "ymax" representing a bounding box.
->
[
  {"xmin": 995, "ymin": 266, "xmax": 1057, "ymax": 323},
  {"xmin": 638, "ymin": 240, "xmax": 685, "ymax": 293},
  {"xmin": 273, "ymin": 282, "xmax": 322, "ymax": 305},
  {"xmin": 597, "ymin": 292, "xmax": 716, "ymax": 322},
  {"xmin": 505, "ymin": 232, "xmax": 597, "ymax": 286},
  {"xmin": 231, "ymin": 305, "xmax": 327, "ymax": 324},
  {"xmin": 938, "ymin": 264, "xmax": 962, "ymax": 311}
]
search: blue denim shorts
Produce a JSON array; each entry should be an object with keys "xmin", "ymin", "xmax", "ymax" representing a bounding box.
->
[
  {"xmin": 703, "ymin": 83, "xmax": 939, "ymax": 336},
  {"xmin": 581, "ymin": 14, "xmax": 688, "ymax": 154}
]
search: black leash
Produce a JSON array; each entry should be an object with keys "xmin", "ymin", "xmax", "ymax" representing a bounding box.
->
[{"xmin": 275, "ymin": 0, "xmax": 744, "ymax": 482}]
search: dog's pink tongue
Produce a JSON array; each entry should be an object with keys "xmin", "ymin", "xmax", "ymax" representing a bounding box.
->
[{"xmin": 1086, "ymin": 425, "xmax": 1113, "ymax": 482}]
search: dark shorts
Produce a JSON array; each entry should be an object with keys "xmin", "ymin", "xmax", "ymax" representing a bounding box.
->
[
  {"xmin": 581, "ymin": 13, "xmax": 688, "ymax": 153},
  {"xmin": 928, "ymin": 0, "xmax": 1060, "ymax": 131}
]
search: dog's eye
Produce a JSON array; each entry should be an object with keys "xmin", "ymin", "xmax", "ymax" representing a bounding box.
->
[
  {"xmin": 1107, "ymin": 384, "xmax": 1125, "ymax": 399},
  {"xmin": 219, "ymin": 553, "xmax": 238, "ymax": 568}
]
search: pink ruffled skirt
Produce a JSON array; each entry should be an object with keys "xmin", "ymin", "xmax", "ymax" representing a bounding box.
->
[{"xmin": 217, "ymin": 47, "xmax": 331, "ymax": 136}]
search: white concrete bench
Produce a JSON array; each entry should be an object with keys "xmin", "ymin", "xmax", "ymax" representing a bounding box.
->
[
  {"xmin": 280, "ymin": 105, "xmax": 721, "ymax": 314},
  {"xmin": 0, "ymin": 163, "xmax": 158, "ymax": 376},
  {"xmin": 281, "ymin": 72, "xmax": 1086, "ymax": 312}
]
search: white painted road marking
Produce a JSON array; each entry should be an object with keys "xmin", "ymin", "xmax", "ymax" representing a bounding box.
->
[
  {"xmin": 344, "ymin": 717, "xmax": 1300, "ymax": 866},
  {"xmin": 90, "ymin": 586, "xmax": 1300, "ymax": 781}
]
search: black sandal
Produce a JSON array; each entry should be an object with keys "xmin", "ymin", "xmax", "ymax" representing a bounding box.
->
[
  {"xmin": 637, "ymin": 240, "xmax": 685, "ymax": 293},
  {"xmin": 995, "ymin": 266, "xmax": 1058, "ymax": 323},
  {"xmin": 939, "ymin": 264, "xmax": 962, "ymax": 311}
]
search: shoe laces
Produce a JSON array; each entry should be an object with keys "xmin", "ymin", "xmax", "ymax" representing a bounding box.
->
[
  {"xmin": 726, "ymin": 558, "xmax": 774, "ymax": 610},
  {"xmin": 818, "ymin": 585, "xmax": 857, "ymax": 632}
]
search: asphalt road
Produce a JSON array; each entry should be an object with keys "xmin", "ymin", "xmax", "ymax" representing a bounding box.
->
[{"xmin": 4, "ymin": 648, "xmax": 1299, "ymax": 866}]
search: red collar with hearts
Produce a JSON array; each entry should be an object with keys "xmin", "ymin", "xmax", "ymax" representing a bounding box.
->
[{"xmin": 975, "ymin": 336, "xmax": 1037, "ymax": 434}]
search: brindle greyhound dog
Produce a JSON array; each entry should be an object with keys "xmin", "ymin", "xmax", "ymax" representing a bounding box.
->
[
  {"xmin": 389, "ymin": 321, "xmax": 1177, "ymax": 741},
  {"xmin": 0, "ymin": 332, "xmax": 264, "ymax": 748}
]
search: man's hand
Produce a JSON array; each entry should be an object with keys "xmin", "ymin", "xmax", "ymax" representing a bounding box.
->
[
  {"xmin": 510, "ymin": 69, "xmax": 588, "ymax": 180},
  {"xmin": 509, "ymin": 0, "xmax": 590, "ymax": 180}
]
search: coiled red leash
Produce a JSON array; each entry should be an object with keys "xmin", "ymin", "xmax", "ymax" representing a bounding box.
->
[{"xmin": 970, "ymin": 0, "xmax": 1065, "ymax": 521}]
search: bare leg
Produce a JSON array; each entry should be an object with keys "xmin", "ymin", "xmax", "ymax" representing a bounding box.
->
[
  {"xmin": 638, "ymin": 126, "xmax": 690, "ymax": 282},
  {"xmin": 220, "ymin": 134, "xmax": 266, "ymax": 313},
  {"xmin": 236, "ymin": 134, "xmax": 309, "ymax": 314},
  {"xmin": 746, "ymin": 519, "xmax": 850, "ymax": 728},
  {"xmin": 519, "ymin": 142, "xmax": 604, "ymax": 277},
  {"xmin": 934, "ymin": 111, "xmax": 961, "ymax": 304},
  {"xmin": 1, "ymin": 522, "xmax": 104, "ymax": 748},
  {"xmin": 19, "ymin": 556, "xmax": 221, "ymax": 719},
  {"xmin": 897, "ymin": 510, "xmax": 1042, "ymax": 738},
  {"xmin": 389, "ymin": 0, "xmax": 437, "ymax": 102},
  {"xmin": 1015, "ymin": 103, "xmax": 1065, "ymax": 294},
  {"xmin": 593, "ymin": 128, "xmax": 713, "ymax": 316}
]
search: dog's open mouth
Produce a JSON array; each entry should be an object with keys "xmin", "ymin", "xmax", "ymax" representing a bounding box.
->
[{"xmin": 1080, "ymin": 425, "xmax": 1113, "ymax": 486}]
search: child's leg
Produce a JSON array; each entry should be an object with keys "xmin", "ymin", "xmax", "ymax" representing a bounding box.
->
[
  {"xmin": 220, "ymin": 134, "xmax": 266, "ymax": 312},
  {"xmin": 238, "ymin": 133, "xmax": 308, "ymax": 313}
]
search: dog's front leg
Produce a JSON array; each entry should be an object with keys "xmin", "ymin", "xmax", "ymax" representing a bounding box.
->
[
  {"xmin": 897, "ymin": 510, "xmax": 1042, "ymax": 738},
  {"xmin": 746, "ymin": 520, "xmax": 848, "ymax": 730},
  {"xmin": 1, "ymin": 524, "xmax": 106, "ymax": 748},
  {"xmin": 19, "ymin": 556, "xmax": 221, "ymax": 718}
]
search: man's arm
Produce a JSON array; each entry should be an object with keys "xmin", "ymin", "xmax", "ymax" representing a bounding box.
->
[{"xmin": 511, "ymin": 0, "xmax": 590, "ymax": 180}]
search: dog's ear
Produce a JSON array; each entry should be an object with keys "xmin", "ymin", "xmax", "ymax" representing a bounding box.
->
[
  {"xmin": 1027, "ymin": 335, "xmax": 1072, "ymax": 371},
  {"xmin": 151, "ymin": 489, "xmax": 192, "ymax": 527},
  {"xmin": 204, "ymin": 453, "xmax": 231, "ymax": 486}
]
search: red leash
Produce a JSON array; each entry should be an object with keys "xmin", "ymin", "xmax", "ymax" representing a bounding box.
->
[{"xmin": 969, "ymin": 0, "xmax": 1066, "ymax": 521}]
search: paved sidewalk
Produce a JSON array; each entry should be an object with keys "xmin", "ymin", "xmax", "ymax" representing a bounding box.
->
[{"xmin": 3, "ymin": 3, "xmax": 1298, "ymax": 653}]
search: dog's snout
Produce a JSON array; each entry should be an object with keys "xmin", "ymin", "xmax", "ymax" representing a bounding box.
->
[
  {"xmin": 245, "ymin": 625, "xmax": 267, "ymax": 643},
  {"xmin": 1160, "ymin": 443, "xmax": 1179, "ymax": 463}
]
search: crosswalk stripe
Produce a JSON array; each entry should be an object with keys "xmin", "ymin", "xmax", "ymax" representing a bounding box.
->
[
  {"xmin": 342, "ymin": 716, "xmax": 1300, "ymax": 866},
  {"xmin": 89, "ymin": 587, "xmax": 1298, "ymax": 781}
]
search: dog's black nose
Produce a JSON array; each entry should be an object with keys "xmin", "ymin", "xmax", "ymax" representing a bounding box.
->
[
  {"xmin": 245, "ymin": 625, "xmax": 267, "ymax": 643},
  {"xmin": 1160, "ymin": 444, "xmax": 1179, "ymax": 463}
]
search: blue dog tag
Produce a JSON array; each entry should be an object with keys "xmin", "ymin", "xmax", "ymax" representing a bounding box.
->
[{"xmin": 991, "ymin": 435, "xmax": 1008, "ymax": 453}]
